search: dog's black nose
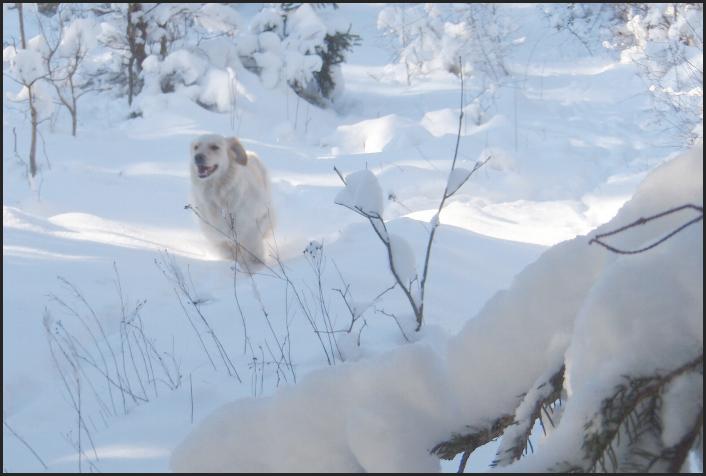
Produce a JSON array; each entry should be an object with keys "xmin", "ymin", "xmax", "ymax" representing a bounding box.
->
[{"xmin": 194, "ymin": 153, "xmax": 206, "ymax": 165}]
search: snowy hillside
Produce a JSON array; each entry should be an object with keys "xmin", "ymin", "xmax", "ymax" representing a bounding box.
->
[{"xmin": 3, "ymin": 3, "xmax": 702, "ymax": 473}]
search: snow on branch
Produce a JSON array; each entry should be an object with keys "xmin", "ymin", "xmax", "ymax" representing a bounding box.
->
[
  {"xmin": 433, "ymin": 364, "xmax": 566, "ymax": 472},
  {"xmin": 431, "ymin": 414, "xmax": 514, "ymax": 462},
  {"xmin": 334, "ymin": 168, "xmax": 384, "ymax": 220},
  {"xmin": 491, "ymin": 364, "xmax": 566, "ymax": 468}
]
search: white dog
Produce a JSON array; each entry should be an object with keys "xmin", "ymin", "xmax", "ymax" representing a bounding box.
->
[{"xmin": 189, "ymin": 134, "xmax": 274, "ymax": 269}]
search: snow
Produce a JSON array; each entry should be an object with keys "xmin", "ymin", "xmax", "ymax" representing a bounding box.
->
[
  {"xmin": 661, "ymin": 372, "xmax": 703, "ymax": 447},
  {"xmin": 389, "ymin": 233, "xmax": 417, "ymax": 286},
  {"xmin": 3, "ymin": 3, "xmax": 702, "ymax": 474},
  {"xmin": 249, "ymin": 7, "xmax": 283, "ymax": 35},
  {"xmin": 4, "ymin": 47, "xmax": 44, "ymax": 84},
  {"xmin": 142, "ymin": 50, "xmax": 208, "ymax": 95},
  {"xmin": 59, "ymin": 18, "xmax": 98, "ymax": 56},
  {"xmin": 285, "ymin": 4, "xmax": 327, "ymax": 55},
  {"xmin": 446, "ymin": 167, "xmax": 473, "ymax": 196},
  {"xmin": 170, "ymin": 146, "xmax": 703, "ymax": 473},
  {"xmin": 334, "ymin": 168, "xmax": 384, "ymax": 217},
  {"xmin": 171, "ymin": 343, "xmax": 459, "ymax": 473},
  {"xmin": 195, "ymin": 3, "xmax": 243, "ymax": 34}
]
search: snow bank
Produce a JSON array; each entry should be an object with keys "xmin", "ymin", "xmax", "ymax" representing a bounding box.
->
[
  {"xmin": 172, "ymin": 344, "xmax": 460, "ymax": 472},
  {"xmin": 171, "ymin": 145, "xmax": 702, "ymax": 472}
]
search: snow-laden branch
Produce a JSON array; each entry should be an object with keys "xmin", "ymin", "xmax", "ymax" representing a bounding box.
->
[{"xmin": 491, "ymin": 364, "xmax": 565, "ymax": 468}]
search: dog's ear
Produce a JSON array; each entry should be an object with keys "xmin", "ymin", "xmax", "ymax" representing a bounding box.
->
[{"xmin": 227, "ymin": 137, "xmax": 248, "ymax": 166}]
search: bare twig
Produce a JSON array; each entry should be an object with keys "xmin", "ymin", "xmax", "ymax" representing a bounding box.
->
[
  {"xmin": 3, "ymin": 420, "xmax": 49, "ymax": 470},
  {"xmin": 334, "ymin": 57, "xmax": 490, "ymax": 332},
  {"xmin": 155, "ymin": 252, "xmax": 241, "ymax": 381},
  {"xmin": 589, "ymin": 204, "xmax": 703, "ymax": 254},
  {"xmin": 189, "ymin": 373, "xmax": 194, "ymax": 425}
]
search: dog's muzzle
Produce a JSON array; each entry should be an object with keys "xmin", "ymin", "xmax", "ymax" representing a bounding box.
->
[
  {"xmin": 196, "ymin": 164, "xmax": 218, "ymax": 178},
  {"xmin": 194, "ymin": 154, "xmax": 218, "ymax": 178}
]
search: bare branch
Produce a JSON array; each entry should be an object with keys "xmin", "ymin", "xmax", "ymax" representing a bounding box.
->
[
  {"xmin": 589, "ymin": 204, "xmax": 703, "ymax": 254},
  {"xmin": 3, "ymin": 420, "xmax": 49, "ymax": 470}
]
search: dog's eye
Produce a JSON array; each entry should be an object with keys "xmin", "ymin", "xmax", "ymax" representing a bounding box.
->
[
  {"xmin": 210, "ymin": 145, "xmax": 220, "ymax": 151},
  {"xmin": 193, "ymin": 145, "xmax": 198, "ymax": 150}
]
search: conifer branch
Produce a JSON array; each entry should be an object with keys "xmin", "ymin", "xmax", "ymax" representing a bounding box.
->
[
  {"xmin": 580, "ymin": 352, "xmax": 703, "ymax": 472},
  {"xmin": 492, "ymin": 364, "xmax": 565, "ymax": 467}
]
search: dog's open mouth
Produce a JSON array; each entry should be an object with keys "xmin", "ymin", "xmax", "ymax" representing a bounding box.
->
[{"xmin": 197, "ymin": 164, "xmax": 218, "ymax": 178}]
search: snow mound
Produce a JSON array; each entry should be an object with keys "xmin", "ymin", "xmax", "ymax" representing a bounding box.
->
[{"xmin": 328, "ymin": 114, "xmax": 433, "ymax": 154}]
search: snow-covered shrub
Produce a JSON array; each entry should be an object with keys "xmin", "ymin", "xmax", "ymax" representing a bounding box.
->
[
  {"xmin": 196, "ymin": 68, "xmax": 241, "ymax": 113},
  {"xmin": 541, "ymin": 3, "xmax": 622, "ymax": 55},
  {"xmin": 617, "ymin": 3, "xmax": 703, "ymax": 144},
  {"xmin": 246, "ymin": 4, "xmax": 360, "ymax": 107},
  {"xmin": 310, "ymin": 26, "xmax": 360, "ymax": 103},
  {"xmin": 142, "ymin": 49, "xmax": 208, "ymax": 94},
  {"xmin": 377, "ymin": 3, "xmax": 445, "ymax": 84},
  {"xmin": 377, "ymin": 4, "xmax": 516, "ymax": 84},
  {"xmin": 133, "ymin": 4, "xmax": 359, "ymax": 111},
  {"xmin": 36, "ymin": 6, "xmax": 100, "ymax": 136},
  {"xmin": 543, "ymin": 3, "xmax": 703, "ymax": 144},
  {"xmin": 3, "ymin": 4, "xmax": 56, "ymax": 178},
  {"xmin": 92, "ymin": 3, "xmax": 197, "ymax": 105}
]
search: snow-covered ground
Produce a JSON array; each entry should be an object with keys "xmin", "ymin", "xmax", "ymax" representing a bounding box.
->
[{"xmin": 3, "ymin": 3, "xmax": 701, "ymax": 473}]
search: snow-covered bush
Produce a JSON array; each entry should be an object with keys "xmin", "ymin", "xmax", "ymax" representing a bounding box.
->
[
  {"xmin": 91, "ymin": 3, "xmax": 196, "ymax": 105},
  {"xmin": 377, "ymin": 4, "xmax": 516, "ymax": 84},
  {"xmin": 141, "ymin": 49, "xmax": 207, "ymax": 95},
  {"xmin": 543, "ymin": 3, "xmax": 703, "ymax": 145},
  {"xmin": 617, "ymin": 3, "xmax": 703, "ymax": 144},
  {"xmin": 541, "ymin": 3, "xmax": 622, "ymax": 55},
  {"xmin": 4, "ymin": 3, "xmax": 359, "ymax": 119},
  {"xmin": 136, "ymin": 4, "xmax": 359, "ymax": 111},
  {"xmin": 245, "ymin": 3, "xmax": 360, "ymax": 107},
  {"xmin": 35, "ymin": 6, "xmax": 99, "ymax": 136},
  {"xmin": 3, "ymin": 3, "xmax": 55, "ymax": 178}
]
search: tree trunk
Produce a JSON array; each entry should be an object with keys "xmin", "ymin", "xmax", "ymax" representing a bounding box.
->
[
  {"xmin": 71, "ymin": 107, "xmax": 77, "ymax": 137},
  {"xmin": 128, "ymin": 56, "xmax": 135, "ymax": 106},
  {"xmin": 18, "ymin": 2, "xmax": 37, "ymax": 176},
  {"xmin": 70, "ymin": 79, "xmax": 77, "ymax": 136},
  {"xmin": 28, "ymin": 88, "xmax": 38, "ymax": 177},
  {"xmin": 17, "ymin": 3, "xmax": 27, "ymax": 48},
  {"xmin": 126, "ymin": 3, "xmax": 148, "ymax": 106}
]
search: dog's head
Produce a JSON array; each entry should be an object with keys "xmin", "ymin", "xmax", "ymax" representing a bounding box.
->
[{"xmin": 190, "ymin": 134, "xmax": 248, "ymax": 180}]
